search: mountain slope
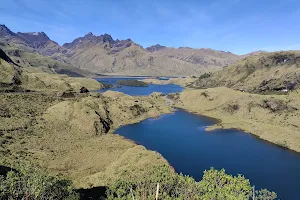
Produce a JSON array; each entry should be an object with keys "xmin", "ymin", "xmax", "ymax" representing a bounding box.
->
[
  {"xmin": 61, "ymin": 33, "xmax": 241, "ymax": 76},
  {"xmin": 191, "ymin": 51, "xmax": 300, "ymax": 93},
  {"xmin": 0, "ymin": 24, "xmax": 245, "ymax": 76},
  {"xmin": 0, "ymin": 25, "xmax": 94, "ymax": 77},
  {"xmin": 0, "ymin": 48, "xmax": 103, "ymax": 91}
]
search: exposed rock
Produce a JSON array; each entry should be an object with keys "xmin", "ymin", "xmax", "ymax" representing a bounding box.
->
[
  {"xmin": 146, "ymin": 44, "xmax": 166, "ymax": 52},
  {"xmin": 16, "ymin": 32, "xmax": 51, "ymax": 48},
  {"xmin": 80, "ymin": 87, "xmax": 89, "ymax": 93},
  {"xmin": 260, "ymin": 98, "xmax": 298, "ymax": 112}
]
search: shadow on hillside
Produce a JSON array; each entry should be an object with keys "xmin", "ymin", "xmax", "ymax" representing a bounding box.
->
[
  {"xmin": 76, "ymin": 186, "xmax": 108, "ymax": 200},
  {"xmin": 0, "ymin": 165, "xmax": 17, "ymax": 176}
]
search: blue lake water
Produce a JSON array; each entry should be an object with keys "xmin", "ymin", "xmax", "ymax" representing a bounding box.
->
[
  {"xmin": 95, "ymin": 78, "xmax": 300, "ymax": 199},
  {"xmin": 116, "ymin": 110, "xmax": 300, "ymax": 200},
  {"xmin": 95, "ymin": 77, "xmax": 183, "ymax": 96}
]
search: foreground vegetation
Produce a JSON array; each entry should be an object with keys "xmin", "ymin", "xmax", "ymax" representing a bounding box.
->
[
  {"xmin": 0, "ymin": 163, "xmax": 276, "ymax": 200},
  {"xmin": 0, "ymin": 163, "xmax": 79, "ymax": 200},
  {"xmin": 107, "ymin": 165, "xmax": 276, "ymax": 200}
]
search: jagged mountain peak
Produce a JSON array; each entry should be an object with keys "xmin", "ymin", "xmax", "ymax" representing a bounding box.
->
[
  {"xmin": 0, "ymin": 24, "xmax": 244, "ymax": 76},
  {"xmin": 84, "ymin": 32, "xmax": 94, "ymax": 38},
  {"xmin": 0, "ymin": 24, "xmax": 15, "ymax": 37},
  {"xmin": 146, "ymin": 44, "xmax": 166, "ymax": 52},
  {"xmin": 17, "ymin": 31, "xmax": 50, "ymax": 39},
  {"xmin": 63, "ymin": 32, "xmax": 116, "ymax": 49},
  {"xmin": 102, "ymin": 33, "xmax": 114, "ymax": 43},
  {"xmin": 16, "ymin": 31, "xmax": 53, "ymax": 48}
]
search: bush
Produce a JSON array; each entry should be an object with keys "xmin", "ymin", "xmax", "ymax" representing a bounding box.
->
[
  {"xmin": 106, "ymin": 165, "xmax": 277, "ymax": 200},
  {"xmin": 224, "ymin": 103, "xmax": 240, "ymax": 113},
  {"xmin": 0, "ymin": 163, "xmax": 79, "ymax": 200},
  {"xmin": 198, "ymin": 168, "xmax": 252, "ymax": 199},
  {"xmin": 199, "ymin": 73, "xmax": 211, "ymax": 80}
]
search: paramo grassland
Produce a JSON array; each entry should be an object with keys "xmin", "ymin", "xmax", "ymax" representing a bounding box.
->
[{"xmin": 172, "ymin": 51, "xmax": 300, "ymax": 153}]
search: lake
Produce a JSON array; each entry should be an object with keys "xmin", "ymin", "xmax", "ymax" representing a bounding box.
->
[
  {"xmin": 98, "ymin": 78, "xmax": 300, "ymax": 199},
  {"xmin": 95, "ymin": 77, "xmax": 183, "ymax": 96}
]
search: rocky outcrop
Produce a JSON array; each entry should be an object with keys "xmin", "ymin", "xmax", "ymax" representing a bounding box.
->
[
  {"xmin": 146, "ymin": 44, "xmax": 166, "ymax": 52},
  {"xmin": 16, "ymin": 32, "xmax": 52, "ymax": 48},
  {"xmin": 80, "ymin": 87, "xmax": 89, "ymax": 93}
]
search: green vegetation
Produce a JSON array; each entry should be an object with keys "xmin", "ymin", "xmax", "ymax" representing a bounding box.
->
[
  {"xmin": 0, "ymin": 163, "xmax": 79, "ymax": 200},
  {"xmin": 107, "ymin": 165, "xmax": 276, "ymax": 200},
  {"xmin": 198, "ymin": 73, "xmax": 211, "ymax": 80},
  {"xmin": 99, "ymin": 81, "xmax": 114, "ymax": 89},
  {"xmin": 117, "ymin": 79, "xmax": 149, "ymax": 87},
  {"xmin": 1, "ymin": 44, "xmax": 91, "ymax": 77},
  {"xmin": 0, "ymin": 163, "xmax": 276, "ymax": 200}
]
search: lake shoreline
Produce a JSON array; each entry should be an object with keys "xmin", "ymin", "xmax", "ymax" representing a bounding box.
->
[
  {"xmin": 175, "ymin": 87, "xmax": 300, "ymax": 153},
  {"xmin": 114, "ymin": 107, "xmax": 300, "ymax": 199}
]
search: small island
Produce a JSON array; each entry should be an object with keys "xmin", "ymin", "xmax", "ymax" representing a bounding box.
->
[{"xmin": 117, "ymin": 79, "xmax": 149, "ymax": 87}]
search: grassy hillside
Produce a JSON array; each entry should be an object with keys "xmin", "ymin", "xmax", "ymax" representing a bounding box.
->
[
  {"xmin": 0, "ymin": 42, "xmax": 93, "ymax": 77},
  {"xmin": 0, "ymin": 91, "xmax": 173, "ymax": 188},
  {"xmin": 0, "ymin": 50, "xmax": 103, "ymax": 92},
  {"xmin": 0, "ymin": 91, "xmax": 277, "ymax": 199},
  {"xmin": 191, "ymin": 51, "xmax": 300, "ymax": 94},
  {"xmin": 173, "ymin": 87, "xmax": 300, "ymax": 152}
]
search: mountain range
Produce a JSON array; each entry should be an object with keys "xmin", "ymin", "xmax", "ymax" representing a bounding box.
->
[{"xmin": 0, "ymin": 24, "xmax": 261, "ymax": 76}]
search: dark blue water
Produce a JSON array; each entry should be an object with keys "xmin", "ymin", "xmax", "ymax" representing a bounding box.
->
[
  {"xmin": 95, "ymin": 77, "xmax": 183, "ymax": 96},
  {"xmin": 116, "ymin": 110, "xmax": 300, "ymax": 200}
]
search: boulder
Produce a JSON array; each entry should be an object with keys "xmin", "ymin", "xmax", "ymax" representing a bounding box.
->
[{"xmin": 80, "ymin": 87, "xmax": 89, "ymax": 93}]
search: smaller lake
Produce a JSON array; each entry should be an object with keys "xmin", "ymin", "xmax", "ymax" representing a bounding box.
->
[
  {"xmin": 116, "ymin": 110, "xmax": 300, "ymax": 200},
  {"xmin": 95, "ymin": 77, "xmax": 183, "ymax": 96}
]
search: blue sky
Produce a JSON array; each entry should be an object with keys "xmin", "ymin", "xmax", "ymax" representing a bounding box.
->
[{"xmin": 0, "ymin": 0, "xmax": 299, "ymax": 54}]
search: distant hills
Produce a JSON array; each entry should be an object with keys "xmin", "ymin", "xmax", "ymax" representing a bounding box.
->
[
  {"xmin": 191, "ymin": 51, "xmax": 300, "ymax": 93},
  {"xmin": 0, "ymin": 24, "xmax": 264, "ymax": 76}
]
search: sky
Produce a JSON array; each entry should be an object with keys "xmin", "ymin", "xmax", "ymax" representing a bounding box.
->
[{"xmin": 0, "ymin": 0, "xmax": 300, "ymax": 55}]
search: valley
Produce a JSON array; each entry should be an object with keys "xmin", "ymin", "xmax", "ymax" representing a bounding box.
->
[{"xmin": 0, "ymin": 23, "xmax": 299, "ymax": 200}]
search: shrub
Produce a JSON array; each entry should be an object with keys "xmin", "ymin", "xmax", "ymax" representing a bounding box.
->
[
  {"xmin": 198, "ymin": 168, "xmax": 252, "ymax": 199},
  {"xmin": 224, "ymin": 103, "xmax": 240, "ymax": 113},
  {"xmin": 199, "ymin": 73, "xmax": 211, "ymax": 80},
  {"xmin": 106, "ymin": 166, "xmax": 277, "ymax": 200},
  {"xmin": 0, "ymin": 163, "xmax": 79, "ymax": 200}
]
